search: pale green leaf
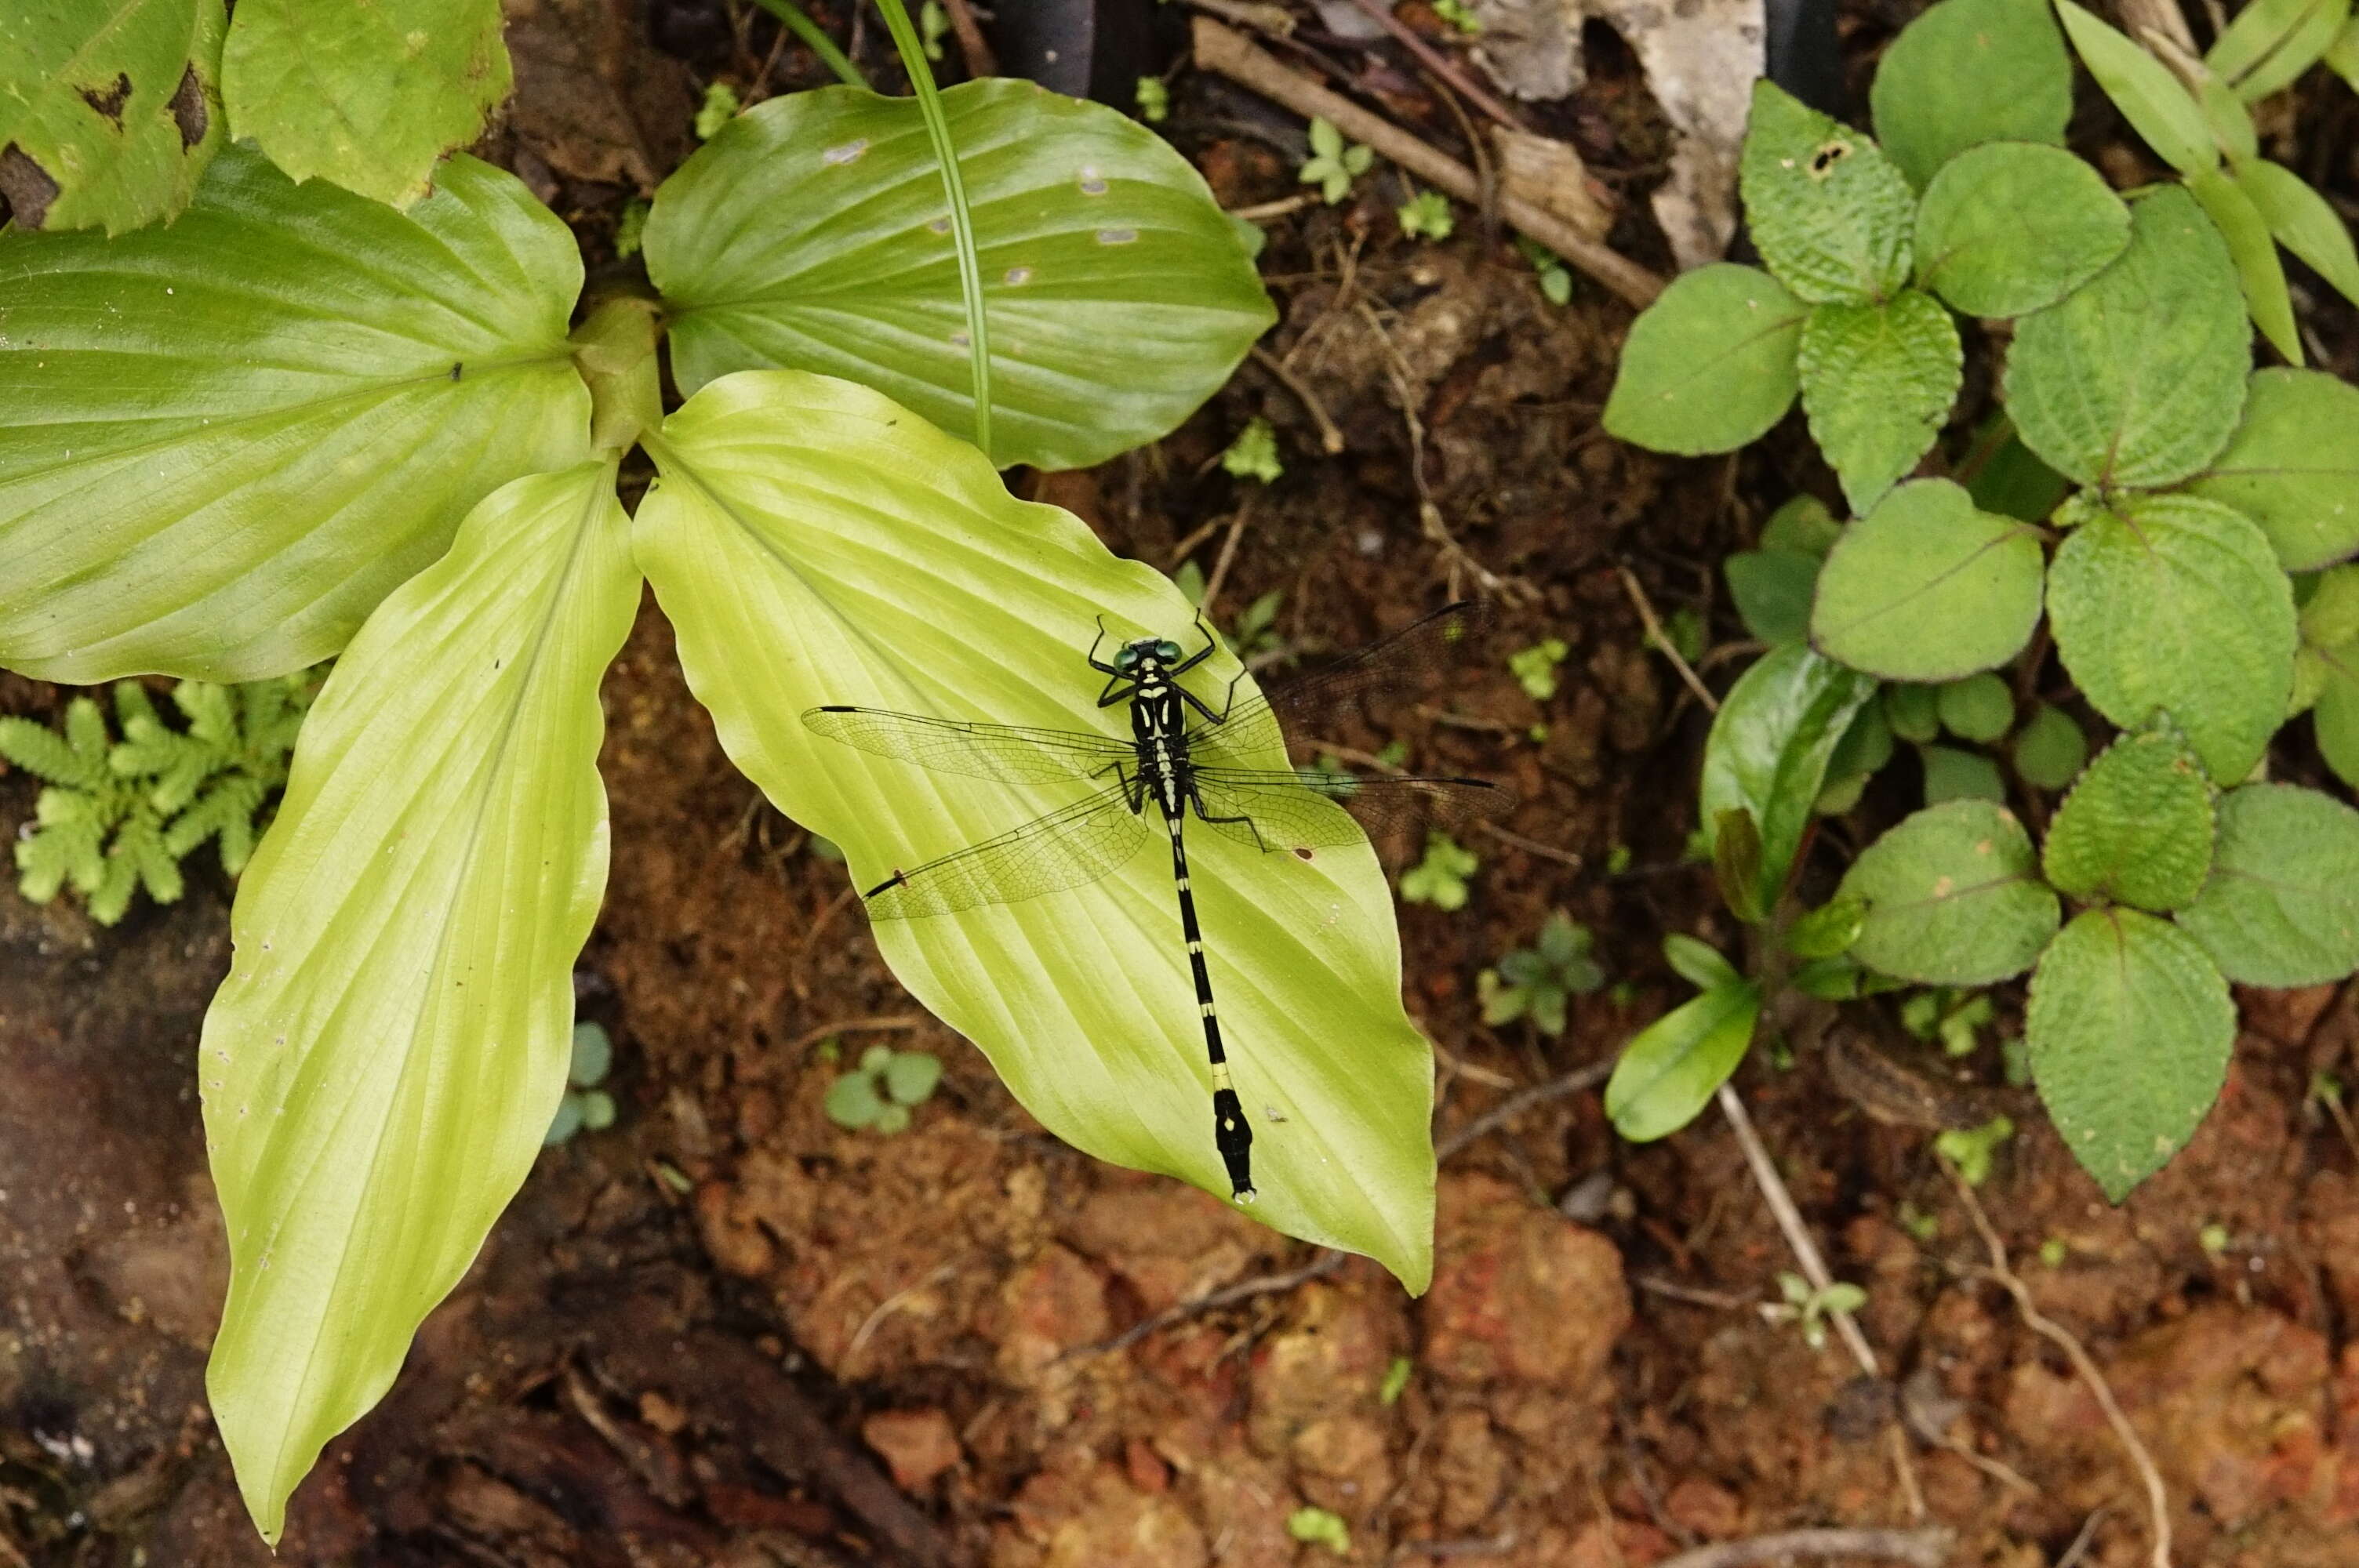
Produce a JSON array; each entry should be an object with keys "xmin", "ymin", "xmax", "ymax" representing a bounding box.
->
[
  {"xmin": 2198, "ymin": 72, "xmax": 2261, "ymax": 161},
  {"xmin": 2186, "ymin": 166, "xmax": 2301, "ymax": 364},
  {"xmin": 1739, "ymin": 81, "xmax": 1917, "ymax": 304},
  {"xmin": 2331, "ymin": 16, "xmax": 2359, "ymax": 88},
  {"xmin": 2041, "ymin": 728, "xmax": 2215, "ymax": 910},
  {"xmin": 644, "ymin": 80, "xmax": 1274, "ymax": 471},
  {"xmin": 202, "ymin": 463, "xmax": 638, "ymax": 1544},
  {"xmin": 222, "ymin": 0, "xmax": 510, "ymax": 207},
  {"xmin": 1922, "ymin": 742, "xmax": 2009, "ymax": 803},
  {"xmin": 2026, "ymin": 907, "xmax": 2234, "ymax": 1200},
  {"xmin": 2003, "ymin": 186, "xmax": 2250, "ymax": 489},
  {"xmin": 1663, "ymin": 932, "xmax": 1742, "ymax": 991},
  {"xmin": 0, "ymin": 0, "xmax": 225, "ymax": 232},
  {"xmin": 2052, "ymin": 0, "xmax": 2218, "ymax": 175},
  {"xmin": 0, "ymin": 148, "xmax": 591, "ymax": 684},
  {"xmin": 1870, "ymin": 0, "xmax": 2074, "ymax": 189},
  {"xmin": 2230, "ymin": 158, "xmax": 2359, "ymax": 310},
  {"xmin": 1939, "ymin": 673, "xmax": 2016, "ymax": 742},
  {"xmin": 2014, "ymin": 702, "xmax": 2088, "ymax": 789},
  {"xmin": 631, "ymin": 369, "xmax": 1434, "ymax": 1289},
  {"xmin": 2188, "ymin": 368, "xmax": 2359, "ymax": 571},
  {"xmin": 2314, "ymin": 642, "xmax": 2359, "ymax": 785},
  {"xmin": 2206, "ymin": 0, "xmax": 2351, "ymax": 99},
  {"xmin": 1699, "ymin": 645, "xmax": 1881, "ymax": 913},
  {"xmin": 2045, "ymin": 493, "xmax": 2294, "ymax": 782},
  {"xmin": 1914, "ymin": 142, "xmax": 2131, "ymax": 318},
  {"xmin": 1838, "ymin": 799, "xmax": 2058, "ymax": 983},
  {"xmin": 1811, "ymin": 478, "xmax": 2045, "ymax": 681},
  {"xmin": 1601, "ymin": 264, "xmax": 1805, "ymax": 454},
  {"xmin": 2179, "ymin": 783, "xmax": 2359, "ymax": 984},
  {"xmin": 1797, "ymin": 290, "xmax": 1963, "ymax": 512},
  {"xmin": 1605, "ymin": 982, "xmax": 1761, "ymax": 1142}
]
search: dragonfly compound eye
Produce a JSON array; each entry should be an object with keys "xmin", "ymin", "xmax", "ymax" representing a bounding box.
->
[
  {"xmin": 1154, "ymin": 639, "xmax": 1183, "ymax": 661},
  {"xmin": 1114, "ymin": 646, "xmax": 1139, "ymax": 671}
]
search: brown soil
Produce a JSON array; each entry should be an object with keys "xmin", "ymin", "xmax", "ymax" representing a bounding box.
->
[{"xmin": 6, "ymin": 4, "xmax": 2359, "ymax": 1566}]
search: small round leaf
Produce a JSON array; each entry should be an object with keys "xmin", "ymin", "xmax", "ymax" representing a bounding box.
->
[
  {"xmin": 1870, "ymin": 0, "xmax": 2073, "ymax": 190},
  {"xmin": 884, "ymin": 1050, "xmax": 944, "ymax": 1105},
  {"xmin": 2178, "ymin": 783, "xmax": 2359, "ymax": 986},
  {"xmin": 1837, "ymin": 799, "xmax": 2058, "ymax": 984},
  {"xmin": 825, "ymin": 1071, "xmax": 885, "ymax": 1129},
  {"xmin": 1938, "ymin": 673, "xmax": 2016, "ymax": 742},
  {"xmin": 2041, "ymin": 729, "xmax": 2215, "ymax": 912},
  {"xmin": 1811, "ymin": 480, "xmax": 2045, "ymax": 681},
  {"xmin": 2013, "ymin": 703, "xmax": 2088, "ymax": 789},
  {"xmin": 1914, "ymin": 142, "xmax": 2131, "ymax": 318},
  {"xmin": 1603, "ymin": 265, "xmax": 1805, "ymax": 455},
  {"xmin": 2188, "ymin": 369, "xmax": 2359, "ymax": 572}
]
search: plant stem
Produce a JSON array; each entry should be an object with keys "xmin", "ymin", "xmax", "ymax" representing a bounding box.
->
[
  {"xmin": 747, "ymin": 0, "xmax": 867, "ymax": 88},
  {"xmin": 874, "ymin": 0, "xmax": 994, "ymax": 460}
]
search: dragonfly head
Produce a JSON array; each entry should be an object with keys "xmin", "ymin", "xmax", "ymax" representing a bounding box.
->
[{"xmin": 1115, "ymin": 637, "xmax": 1183, "ymax": 675}]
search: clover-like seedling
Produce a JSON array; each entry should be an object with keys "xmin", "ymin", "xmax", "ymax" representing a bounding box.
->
[
  {"xmin": 1478, "ymin": 913, "xmax": 1605, "ymax": 1036},
  {"xmin": 1934, "ymin": 1113, "xmax": 2013, "ymax": 1187},
  {"xmin": 1517, "ymin": 236, "xmax": 1573, "ymax": 305},
  {"xmin": 546, "ymin": 1022, "xmax": 619, "ymax": 1145},
  {"xmin": 1508, "ymin": 638, "xmax": 1568, "ymax": 701},
  {"xmin": 1299, "ymin": 118, "xmax": 1373, "ymax": 204},
  {"xmin": 1134, "ymin": 77, "xmax": 1169, "ymax": 125},
  {"xmin": 1400, "ymin": 832, "xmax": 1478, "ymax": 911},
  {"xmin": 1433, "ymin": 0, "xmax": 1482, "ymax": 34},
  {"xmin": 694, "ymin": 82, "xmax": 740, "ymax": 141},
  {"xmin": 1764, "ymin": 1271, "xmax": 1866, "ymax": 1351},
  {"xmin": 1397, "ymin": 190, "xmax": 1453, "ymax": 240},
  {"xmin": 1287, "ymin": 1507, "xmax": 1351, "ymax": 1557},
  {"xmin": 825, "ymin": 1045, "xmax": 945, "ymax": 1134},
  {"xmin": 1899, "ymin": 988, "xmax": 1994, "ymax": 1058},
  {"xmin": 1219, "ymin": 416, "xmax": 1284, "ymax": 483}
]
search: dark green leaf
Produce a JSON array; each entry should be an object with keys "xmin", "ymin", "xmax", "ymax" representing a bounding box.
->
[
  {"xmin": 1870, "ymin": 0, "xmax": 2074, "ymax": 189},
  {"xmin": 1811, "ymin": 479, "xmax": 2045, "ymax": 681},
  {"xmin": 1938, "ymin": 673, "xmax": 2016, "ymax": 742},
  {"xmin": 1602, "ymin": 264, "xmax": 1806, "ymax": 454},
  {"xmin": 1725, "ymin": 550, "xmax": 1822, "ymax": 644},
  {"xmin": 1797, "ymin": 291, "xmax": 1964, "ymax": 512},
  {"xmin": 1713, "ymin": 807, "xmax": 1767, "ymax": 924},
  {"xmin": 1699, "ymin": 646, "xmax": 1882, "ymax": 913},
  {"xmin": 1914, "ymin": 142, "xmax": 2131, "ymax": 318},
  {"xmin": 1605, "ymin": 983, "xmax": 1762, "ymax": 1142},
  {"xmin": 1921, "ymin": 743, "xmax": 2008, "ymax": 803},
  {"xmin": 1885, "ymin": 682, "xmax": 1941, "ymax": 742},
  {"xmin": 1739, "ymin": 81, "xmax": 1917, "ymax": 305},
  {"xmin": 2178, "ymin": 782, "xmax": 2359, "ymax": 984},
  {"xmin": 2041, "ymin": 728, "xmax": 2215, "ymax": 910},
  {"xmin": 2013, "ymin": 702, "xmax": 2089, "ymax": 789},
  {"xmin": 1838, "ymin": 799, "xmax": 2058, "ymax": 983},
  {"xmin": 1961, "ymin": 415, "xmax": 2071, "ymax": 524},
  {"xmin": 2026, "ymin": 907, "xmax": 2234, "ymax": 1200}
]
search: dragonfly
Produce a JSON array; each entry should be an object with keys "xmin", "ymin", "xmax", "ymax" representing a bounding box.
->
[{"xmin": 802, "ymin": 602, "xmax": 1499, "ymax": 1203}]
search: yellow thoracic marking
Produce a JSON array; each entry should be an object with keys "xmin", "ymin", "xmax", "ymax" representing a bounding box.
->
[
  {"xmin": 1187, "ymin": 939, "xmax": 1203, "ymax": 953},
  {"xmin": 1200, "ymin": 1001, "xmax": 1216, "ymax": 1016},
  {"xmin": 1176, "ymin": 877, "xmax": 1190, "ymax": 890},
  {"xmin": 1212, "ymin": 1063, "xmax": 1234, "ymax": 1091}
]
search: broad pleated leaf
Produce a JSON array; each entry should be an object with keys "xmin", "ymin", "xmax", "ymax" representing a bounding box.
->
[
  {"xmin": 1839, "ymin": 799, "xmax": 2058, "ymax": 984},
  {"xmin": 0, "ymin": 148, "xmax": 589, "ymax": 683},
  {"xmin": 631, "ymin": 369, "xmax": 1435, "ymax": 1288},
  {"xmin": 2004, "ymin": 187, "xmax": 2250, "ymax": 490},
  {"xmin": 221, "ymin": 0, "xmax": 511, "ymax": 207},
  {"xmin": 202, "ymin": 463, "xmax": 638, "ymax": 1544},
  {"xmin": 2041, "ymin": 728, "xmax": 2215, "ymax": 911},
  {"xmin": 2188, "ymin": 368, "xmax": 2359, "ymax": 571},
  {"xmin": 644, "ymin": 80, "xmax": 1274, "ymax": 471},
  {"xmin": 0, "ymin": 0, "xmax": 225, "ymax": 232},
  {"xmin": 1913, "ymin": 142, "xmax": 2129, "ymax": 318},
  {"xmin": 1811, "ymin": 479, "xmax": 2044, "ymax": 681},
  {"xmin": 2179, "ymin": 783, "xmax": 2359, "ymax": 985},
  {"xmin": 1797, "ymin": 289, "xmax": 1962, "ymax": 512},
  {"xmin": 1739, "ymin": 81, "xmax": 1917, "ymax": 305},
  {"xmin": 1603, "ymin": 264, "xmax": 1805, "ymax": 454},
  {"xmin": 1870, "ymin": 0, "xmax": 2072, "ymax": 190},
  {"xmin": 2026, "ymin": 907, "xmax": 2234, "ymax": 1201},
  {"xmin": 1699, "ymin": 645, "xmax": 1881, "ymax": 913}
]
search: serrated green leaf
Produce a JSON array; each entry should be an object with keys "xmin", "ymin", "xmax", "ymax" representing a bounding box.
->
[
  {"xmin": 1839, "ymin": 799, "xmax": 2059, "ymax": 983},
  {"xmin": 1914, "ymin": 142, "xmax": 2131, "ymax": 318},
  {"xmin": 2206, "ymin": 0, "xmax": 2351, "ymax": 100},
  {"xmin": 2178, "ymin": 783, "xmax": 2359, "ymax": 984},
  {"xmin": 1870, "ymin": 0, "xmax": 2074, "ymax": 190},
  {"xmin": 643, "ymin": 80, "xmax": 1274, "ymax": 471},
  {"xmin": 1605, "ymin": 982, "xmax": 1761, "ymax": 1142},
  {"xmin": 1811, "ymin": 478, "xmax": 2044, "ymax": 681},
  {"xmin": 2186, "ymin": 167, "xmax": 2301, "ymax": 364},
  {"xmin": 2188, "ymin": 369, "xmax": 2359, "ymax": 571},
  {"xmin": 1797, "ymin": 291, "xmax": 1962, "ymax": 512},
  {"xmin": 1938, "ymin": 673, "xmax": 2016, "ymax": 742},
  {"xmin": 1700, "ymin": 646, "xmax": 1881, "ymax": 913},
  {"xmin": 631, "ymin": 369, "xmax": 1434, "ymax": 1289},
  {"xmin": 2045, "ymin": 493, "xmax": 2294, "ymax": 782},
  {"xmin": 2026, "ymin": 906, "xmax": 2233, "ymax": 1200},
  {"xmin": 0, "ymin": 148, "xmax": 591, "ymax": 684},
  {"xmin": 1921, "ymin": 742, "xmax": 2008, "ymax": 803},
  {"xmin": 202, "ymin": 463, "xmax": 635, "ymax": 1545},
  {"xmin": 2229, "ymin": 158, "xmax": 2359, "ymax": 310},
  {"xmin": 1602, "ymin": 264, "xmax": 1806, "ymax": 454},
  {"xmin": 222, "ymin": 0, "xmax": 510, "ymax": 207},
  {"xmin": 2003, "ymin": 186, "xmax": 2249, "ymax": 490},
  {"xmin": 2013, "ymin": 702, "xmax": 2088, "ymax": 789},
  {"xmin": 1726, "ymin": 550, "xmax": 1822, "ymax": 644},
  {"xmin": 2041, "ymin": 728, "xmax": 2215, "ymax": 910},
  {"xmin": 0, "ymin": 0, "xmax": 224, "ymax": 234},
  {"xmin": 1739, "ymin": 81, "xmax": 1917, "ymax": 304},
  {"xmin": 2052, "ymin": 1, "xmax": 2218, "ymax": 176}
]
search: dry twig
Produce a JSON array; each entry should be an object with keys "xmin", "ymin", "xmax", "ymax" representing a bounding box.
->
[
  {"xmin": 1437, "ymin": 1063, "xmax": 1615, "ymax": 1161},
  {"xmin": 1654, "ymin": 1526, "xmax": 1954, "ymax": 1568},
  {"xmin": 1067, "ymin": 1249, "xmax": 1348, "ymax": 1359},
  {"xmin": 1343, "ymin": 0, "xmax": 1528, "ymax": 132},
  {"xmin": 1249, "ymin": 343, "xmax": 1348, "ymax": 455},
  {"xmin": 1616, "ymin": 566, "xmax": 1717, "ymax": 714},
  {"xmin": 938, "ymin": 0, "xmax": 998, "ymax": 77}
]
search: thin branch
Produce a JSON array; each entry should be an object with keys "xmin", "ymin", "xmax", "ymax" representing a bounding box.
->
[
  {"xmin": 1228, "ymin": 191, "xmax": 1320, "ymax": 222},
  {"xmin": 1616, "ymin": 566, "xmax": 1717, "ymax": 714},
  {"xmin": 1066, "ymin": 1250, "xmax": 1347, "ymax": 1359},
  {"xmin": 1437, "ymin": 1064, "xmax": 1612, "ymax": 1161},
  {"xmin": 1653, "ymin": 1527, "xmax": 1954, "ymax": 1568},
  {"xmin": 1943, "ymin": 1158, "xmax": 2172, "ymax": 1568},
  {"xmin": 1199, "ymin": 496, "xmax": 1256, "ymax": 618},
  {"xmin": 939, "ymin": 0, "xmax": 998, "ymax": 77},
  {"xmin": 1343, "ymin": 0, "xmax": 1528, "ymax": 132},
  {"xmin": 1191, "ymin": 18, "xmax": 1664, "ymax": 309},
  {"xmin": 782, "ymin": 1014, "xmax": 925, "ymax": 1057},
  {"xmin": 1249, "ymin": 343, "xmax": 1347, "ymax": 455}
]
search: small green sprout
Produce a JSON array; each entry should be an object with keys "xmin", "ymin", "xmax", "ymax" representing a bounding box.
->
[
  {"xmin": 546, "ymin": 1022, "xmax": 619, "ymax": 1145},
  {"xmin": 1400, "ymin": 832, "xmax": 1478, "ymax": 910},
  {"xmin": 918, "ymin": 0, "xmax": 949, "ymax": 60},
  {"xmin": 1478, "ymin": 913, "xmax": 1605, "ymax": 1035},
  {"xmin": 614, "ymin": 199, "xmax": 650, "ymax": 259},
  {"xmin": 1935, "ymin": 1114, "xmax": 2014, "ymax": 1187},
  {"xmin": 1900, "ymin": 989, "xmax": 1995, "ymax": 1058},
  {"xmin": 1896, "ymin": 1202, "xmax": 1939, "ymax": 1243},
  {"xmin": 1220, "ymin": 416, "xmax": 1284, "ymax": 483},
  {"xmin": 1516, "ymin": 235, "xmax": 1573, "ymax": 305},
  {"xmin": 1433, "ymin": 0, "xmax": 1482, "ymax": 32},
  {"xmin": 1299, "ymin": 118, "xmax": 1373, "ymax": 204},
  {"xmin": 1375, "ymin": 739, "xmax": 1410, "ymax": 768},
  {"xmin": 826, "ymin": 1044, "xmax": 944, "ymax": 1134},
  {"xmin": 1230, "ymin": 589, "xmax": 1284, "ymax": 660},
  {"xmin": 1135, "ymin": 76, "xmax": 1170, "ymax": 124},
  {"xmin": 1765, "ymin": 1272, "xmax": 1866, "ymax": 1351},
  {"xmin": 1604, "ymin": 844, "xmax": 1632, "ymax": 876},
  {"xmin": 2039, "ymin": 1236, "xmax": 2068, "ymax": 1268},
  {"xmin": 2310, "ymin": 1069, "xmax": 2346, "ymax": 1107},
  {"xmin": 1378, "ymin": 1354, "xmax": 1412, "ymax": 1406},
  {"xmin": 1508, "ymin": 637, "xmax": 1569, "ymax": 701},
  {"xmin": 1397, "ymin": 189, "xmax": 1453, "ymax": 239},
  {"xmin": 2198, "ymin": 1221, "xmax": 2230, "ymax": 1258},
  {"xmin": 694, "ymin": 81, "xmax": 741, "ymax": 140},
  {"xmin": 0, "ymin": 673, "xmax": 316, "ymax": 924},
  {"xmin": 1663, "ymin": 607, "xmax": 1707, "ymax": 666},
  {"xmin": 1287, "ymin": 1506, "xmax": 1352, "ymax": 1555},
  {"xmin": 654, "ymin": 1160, "xmax": 695, "ymax": 1194}
]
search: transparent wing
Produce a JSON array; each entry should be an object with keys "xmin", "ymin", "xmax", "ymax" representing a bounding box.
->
[
  {"xmin": 805, "ymin": 705, "xmax": 1132, "ymax": 784},
  {"xmin": 1190, "ymin": 600, "xmax": 1496, "ymax": 766},
  {"xmin": 1191, "ymin": 767, "xmax": 1506, "ymax": 853},
  {"xmin": 862, "ymin": 782, "xmax": 1157, "ymax": 919}
]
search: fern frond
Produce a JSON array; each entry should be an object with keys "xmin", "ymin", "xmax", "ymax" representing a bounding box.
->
[
  {"xmin": 175, "ymin": 680, "xmax": 237, "ymax": 748},
  {"xmin": 86, "ymin": 848, "xmax": 139, "ymax": 926},
  {"xmin": 0, "ymin": 715, "xmax": 107, "ymax": 790},
  {"xmin": 116, "ymin": 815, "xmax": 184, "ymax": 907},
  {"xmin": 61, "ymin": 699, "xmax": 110, "ymax": 767}
]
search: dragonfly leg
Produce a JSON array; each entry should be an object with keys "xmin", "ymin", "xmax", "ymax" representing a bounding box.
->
[
  {"xmin": 1170, "ymin": 612, "xmax": 1218, "ymax": 674},
  {"xmin": 1190, "ymin": 785, "xmax": 1270, "ymax": 851},
  {"xmin": 1086, "ymin": 614, "xmax": 1119, "ymax": 675}
]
